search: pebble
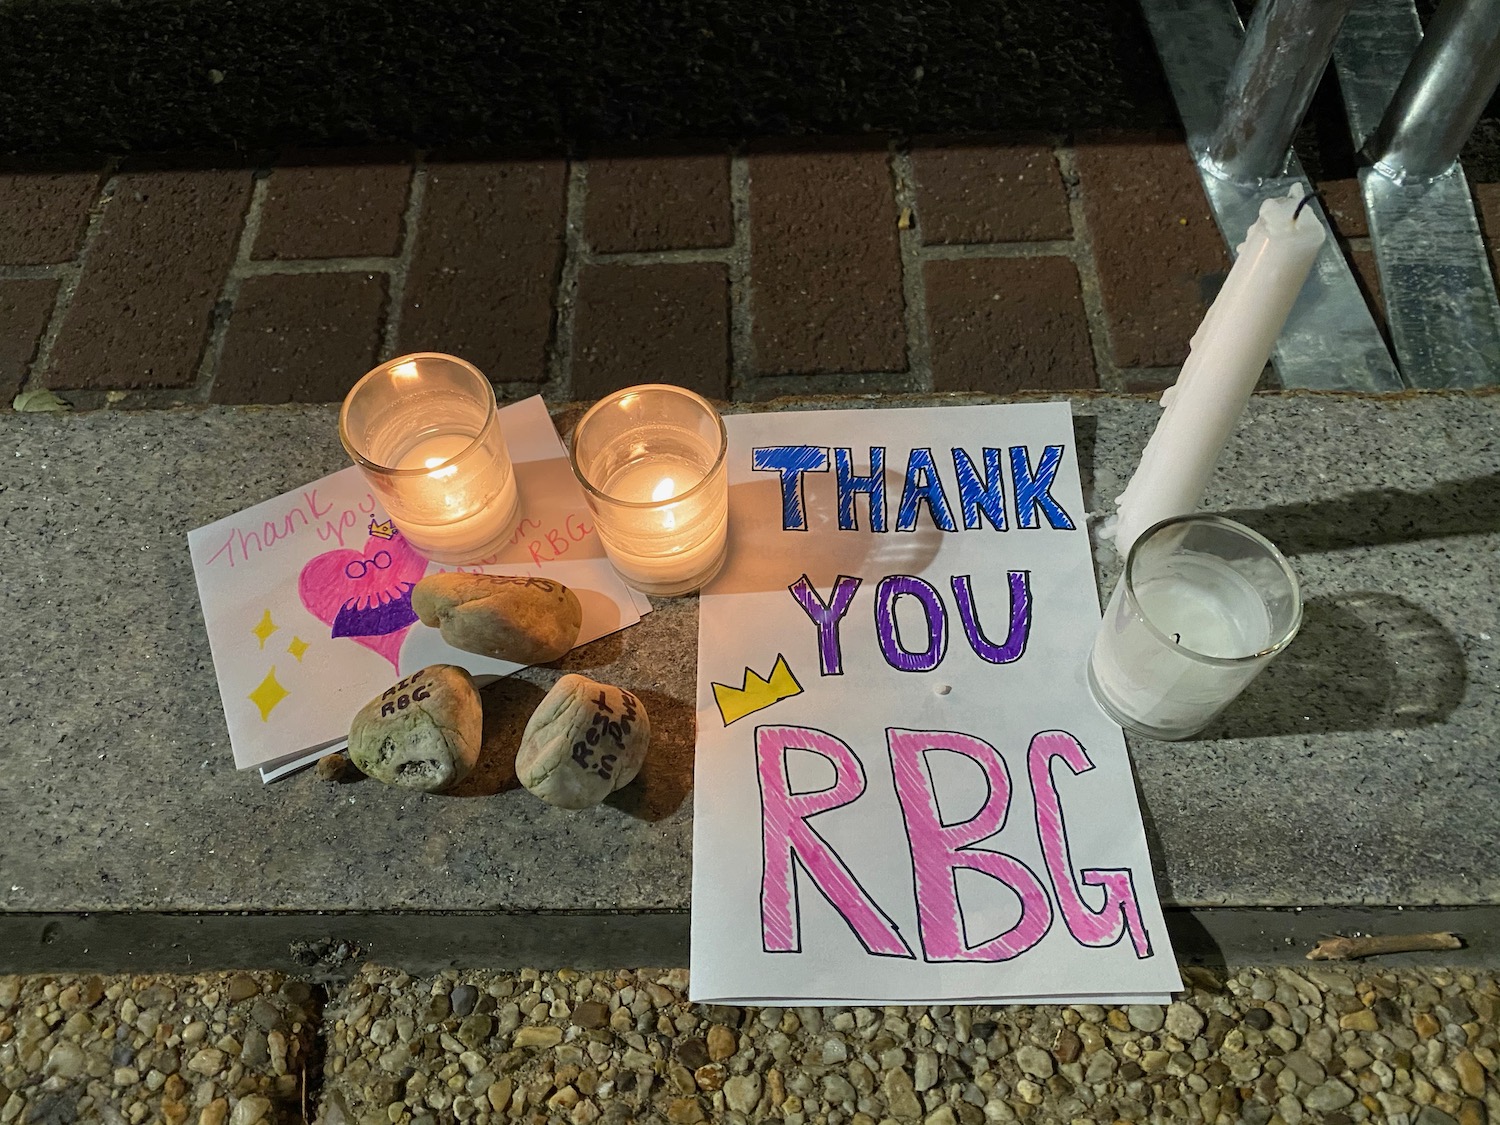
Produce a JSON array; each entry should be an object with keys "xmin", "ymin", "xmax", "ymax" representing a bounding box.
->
[
  {"xmin": 1341, "ymin": 1008, "xmax": 1380, "ymax": 1032},
  {"xmin": 7, "ymin": 965, "xmax": 1498, "ymax": 1125},
  {"xmin": 513, "ymin": 1026, "xmax": 562, "ymax": 1049},
  {"xmin": 571, "ymin": 1001, "xmax": 609, "ymax": 1029},
  {"xmin": 516, "ymin": 675, "xmax": 651, "ymax": 808},
  {"xmin": 411, "ymin": 572, "xmax": 583, "ymax": 665},
  {"xmin": 348, "ymin": 664, "xmax": 482, "ymax": 792},
  {"xmin": 675, "ymin": 1038, "xmax": 709, "ymax": 1070},
  {"xmin": 1454, "ymin": 1050, "xmax": 1486, "ymax": 1096},
  {"xmin": 1304, "ymin": 1078, "xmax": 1357, "ymax": 1112},
  {"xmin": 1014, "ymin": 1044, "xmax": 1053, "ymax": 1079},
  {"xmin": 1127, "ymin": 1004, "xmax": 1165, "ymax": 1032},
  {"xmin": 229, "ymin": 1094, "xmax": 271, "ymax": 1125},
  {"xmin": 724, "ymin": 1074, "xmax": 761, "ymax": 1113},
  {"xmin": 449, "ymin": 984, "xmax": 478, "ymax": 1018},
  {"xmin": 1165, "ymin": 1000, "xmax": 1205, "ymax": 1039},
  {"xmin": 1052, "ymin": 1027, "xmax": 1081, "ymax": 1064},
  {"xmin": 706, "ymin": 1023, "xmax": 737, "ymax": 1061}
]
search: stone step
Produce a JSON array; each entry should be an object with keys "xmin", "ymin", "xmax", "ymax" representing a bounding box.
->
[{"xmin": 1, "ymin": 393, "xmax": 1495, "ymax": 969}]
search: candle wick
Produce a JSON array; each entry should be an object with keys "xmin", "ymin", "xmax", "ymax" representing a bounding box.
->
[
  {"xmin": 1293, "ymin": 192, "xmax": 1315, "ymax": 222},
  {"xmin": 1172, "ymin": 633, "xmax": 1182, "ymax": 644}
]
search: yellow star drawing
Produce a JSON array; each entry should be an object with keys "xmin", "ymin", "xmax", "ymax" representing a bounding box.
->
[
  {"xmin": 287, "ymin": 636, "xmax": 310, "ymax": 662},
  {"xmin": 249, "ymin": 667, "xmax": 289, "ymax": 722},
  {"xmin": 252, "ymin": 609, "xmax": 278, "ymax": 650}
]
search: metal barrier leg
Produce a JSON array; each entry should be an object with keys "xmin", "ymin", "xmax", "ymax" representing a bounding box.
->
[
  {"xmin": 1334, "ymin": 0, "xmax": 1500, "ymax": 388},
  {"xmin": 1366, "ymin": 0, "xmax": 1500, "ymax": 185},
  {"xmin": 1206, "ymin": 0, "xmax": 1355, "ymax": 184},
  {"xmin": 1139, "ymin": 0, "xmax": 1403, "ymax": 390}
]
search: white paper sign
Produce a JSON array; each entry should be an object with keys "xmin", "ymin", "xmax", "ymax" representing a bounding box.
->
[
  {"xmin": 691, "ymin": 402, "xmax": 1178, "ymax": 1004},
  {"xmin": 189, "ymin": 396, "xmax": 642, "ymax": 772}
]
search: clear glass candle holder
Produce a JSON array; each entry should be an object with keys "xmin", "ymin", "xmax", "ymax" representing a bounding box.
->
[
  {"xmin": 569, "ymin": 384, "xmax": 729, "ymax": 597},
  {"xmin": 1088, "ymin": 514, "xmax": 1302, "ymax": 740},
  {"xmin": 339, "ymin": 353, "xmax": 521, "ymax": 564}
]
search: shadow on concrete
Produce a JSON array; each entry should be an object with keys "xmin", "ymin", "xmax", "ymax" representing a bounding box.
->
[
  {"xmin": 1222, "ymin": 472, "xmax": 1500, "ymax": 555},
  {"xmin": 710, "ymin": 475, "xmax": 946, "ymax": 596},
  {"xmin": 552, "ymin": 629, "xmax": 627, "ymax": 672},
  {"xmin": 604, "ymin": 687, "xmax": 694, "ymax": 822},
  {"xmin": 1200, "ymin": 591, "xmax": 1466, "ymax": 741},
  {"xmin": 1073, "ymin": 413, "xmax": 1098, "ymax": 513},
  {"xmin": 449, "ymin": 677, "xmax": 546, "ymax": 797}
]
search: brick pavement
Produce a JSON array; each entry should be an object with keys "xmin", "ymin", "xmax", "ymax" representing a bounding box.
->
[{"xmin": 0, "ymin": 134, "xmax": 1484, "ymax": 412}]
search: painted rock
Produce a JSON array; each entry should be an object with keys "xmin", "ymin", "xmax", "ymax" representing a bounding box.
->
[
  {"xmin": 516, "ymin": 675, "xmax": 650, "ymax": 809},
  {"xmin": 348, "ymin": 665, "xmax": 482, "ymax": 792},
  {"xmin": 412, "ymin": 573, "xmax": 583, "ymax": 665}
]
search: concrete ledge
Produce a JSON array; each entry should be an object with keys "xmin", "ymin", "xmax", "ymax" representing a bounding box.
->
[
  {"xmin": 4, "ymin": 907, "xmax": 1498, "ymax": 976},
  {"xmin": 2, "ymin": 394, "xmax": 1497, "ymax": 947}
]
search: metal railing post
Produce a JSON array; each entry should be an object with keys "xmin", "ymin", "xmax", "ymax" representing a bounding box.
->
[
  {"xmin": 1137, "ymin": 0, "xmax": 1401, "ymax": 390},
  {"xmin": 1204, "ymin": 0, "xmax": 1356, "ymax": 184},
  {"xmin": 1365, "ymin": 0, "xmax": 1500, "ymax": 184}
]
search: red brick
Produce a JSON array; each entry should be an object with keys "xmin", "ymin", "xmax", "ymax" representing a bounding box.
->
[
  {"xmin": 924, "ymin": 257, "xmax": 1096, "ymax": 393},
  {"xmin": 0, "ymin": 280, "xmax": 58, "ymax": 402},
  {"xmin": 1317, "ymin": 177, "xmax": 1367, "ymax": 239},
  {"xmin": 0, "ymin": 165, "xmax": 103, "ymax": 265},
  {"xmin": 748, "ymin": 144, "xmax": 905, "ymax": 375},
  {"xmin": 911, "ymin": 140, "xmax": 1070, "ymax": 244},
  {"xmin": 1073, "ymin": 133, "xmax": 1230, "ymax": 368},
  {"xmin": 398, "ymin": 159, "xmax": 566, "ymax": 382},
  {"xmin": 252, "ymin": 152, "xmax": 412, "ymax": 260},
  {"xmin": 571, "ymin": 262, "xmax": 729, "ymax": 400},
  {"xmin": 211, "ymin": 272, "xmax": 388, "ymax": 404},
  {"xmin": 45, "ymin": 169, "xmax": 252, "ymax": 390},
  {"xmin": 586, "ymin": 149, "xmax": 732, "ymax": 252}
]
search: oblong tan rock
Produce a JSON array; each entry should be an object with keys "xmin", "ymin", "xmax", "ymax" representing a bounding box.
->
[
  {"xmin": 516, "ymin": 674, "xmax": 650, "ymax": 809},
  {"xmin": 348, "ymin": 664, "xmax": 482, "ymax": 792},
  {"xmin": 412, "ymin": 573, "xmax": 583, "ymax": 665}
]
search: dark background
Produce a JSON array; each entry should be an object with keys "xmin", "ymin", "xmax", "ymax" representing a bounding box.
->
[{"xmin": 1, "ymin": 0, "xmax": 1496, "ymax": 163}]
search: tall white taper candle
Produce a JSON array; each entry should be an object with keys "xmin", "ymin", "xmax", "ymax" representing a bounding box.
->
[{"xmin": 1110, "ymin": 185, "xmax": 1327, "ymax": 554}]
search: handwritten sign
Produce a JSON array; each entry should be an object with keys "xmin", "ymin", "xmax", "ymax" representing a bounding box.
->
[
  {"xmin": 188, "ymin": 396, "xmax": 644, "ymax": 774},
  {"xmin": 691, "ymin": 402, "xmax": 1178, "ymax": 1004}
]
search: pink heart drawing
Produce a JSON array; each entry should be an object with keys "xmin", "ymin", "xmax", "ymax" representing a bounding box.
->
[{"xmin": 298, "ymin": 531, "xmax": 430, "ymax": 671}]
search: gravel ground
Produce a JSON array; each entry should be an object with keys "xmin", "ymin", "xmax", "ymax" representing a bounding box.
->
[{"xmin": 0, "ymin": 965, "xmax": 1495, "ymax": 1125}]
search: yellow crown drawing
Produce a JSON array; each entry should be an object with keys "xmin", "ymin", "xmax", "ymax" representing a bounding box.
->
[
  {"xmin": 712, "ymin": 654, "xmax": 804, "ymax": 726},
  {"xmin": 368, "ymin": 516, "xmax": 397, "ymax": 540}
]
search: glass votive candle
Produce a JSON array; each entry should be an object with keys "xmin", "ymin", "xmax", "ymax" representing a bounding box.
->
[
  {"xmin": 1088, "ymin": 514, "xmax": 1302, "ymax": 740},
  {"xmin": 569, "ymin": 384, "xmax": 729, "ymax": 597},
  {"xmin": 339, "ymin": 352, "xmax": 521, "ymax": 564}
]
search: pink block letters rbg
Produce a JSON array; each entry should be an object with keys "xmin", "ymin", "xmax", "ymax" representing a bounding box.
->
[{"xmin": 757, "ymin": 725, "xmax": 1154, "ymax": 963}]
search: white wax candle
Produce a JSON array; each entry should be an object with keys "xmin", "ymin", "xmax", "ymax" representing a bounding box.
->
[
  {"xmin": 1111, "ymin": 185, "xmax": 1327, "ymax": 554},
  {"xmin": 392, "ymin": 430, "xmax": 519, "ymax": 560},
  {"xmin": 1089, "ymin": 554, "xmax": 1274, "ymax": 737},
  {"xmin": 598, "ymin": 452, "xmax": 728, "ymax": 587}
]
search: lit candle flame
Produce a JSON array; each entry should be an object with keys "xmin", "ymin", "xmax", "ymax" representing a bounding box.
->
[
  {"xmin": 654, "ymin": 476, "xmax": 677, "ymax": 530},
  {"xmin": 426, "ymin": 456, "xmax": 458, "ymax": 481}
]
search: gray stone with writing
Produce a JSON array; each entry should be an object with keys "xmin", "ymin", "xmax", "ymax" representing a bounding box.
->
[
  {"xmin": 348, "ymin": 664, "xmax": 482, "ymax": 793},
  {"xmin": 516, "ymin": 675, "xmax": 650, "ymax": 809},
  {"xmin": 412, "ymin": 573, "xmax": 582, "ymax": 665}
]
